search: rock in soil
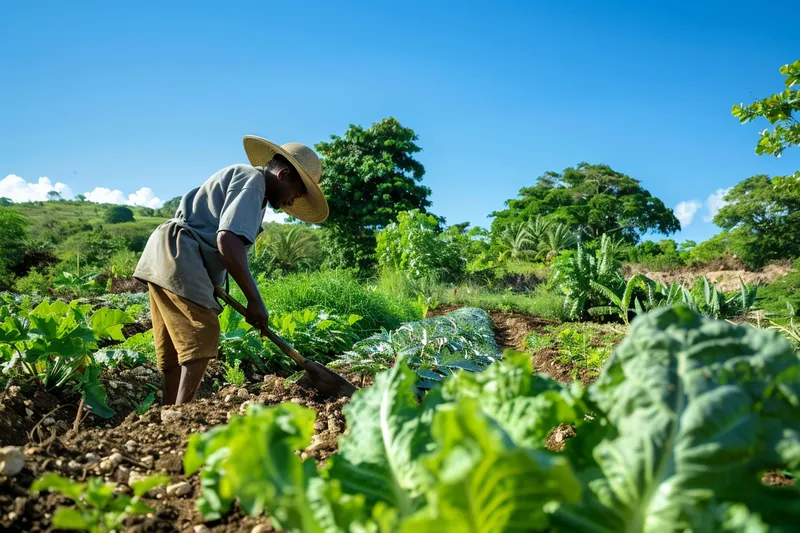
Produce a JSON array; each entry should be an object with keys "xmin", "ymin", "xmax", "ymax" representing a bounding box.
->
[
  {"xmin": 160, "ymin": 409, "xmax": 183, "ymax": 423},
  {"xmin": 0, "ymin": 446, "xmax": 24, "ymax": 476},
  {"xmin": 166, "ymin": 481, "xmax": 192, "ymax": 497}
]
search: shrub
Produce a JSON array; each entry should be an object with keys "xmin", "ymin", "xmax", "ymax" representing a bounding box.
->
[
  {"xmin": 108, "ymin": 249, "xmax": 140, "ymax": 279},
  {"xmin": 104, "ymin": 206, "xmax": 135, "ymax": 224},
  {"xmin": 13, "ymin": 267, "xmax": 51, "ymax": 295}
]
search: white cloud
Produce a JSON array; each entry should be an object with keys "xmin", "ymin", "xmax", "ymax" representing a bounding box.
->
[
  {"xmin": 675, "ymin": 200, "xmax": 702, "ymax": 228},
  {"xmin": 263, "ymin": 210, "xmax": 289, "ymax": 224},
  {"xmin": 704, "ymin": 188, "xmax": 731, "ymax": 222},
  {"xmin": 0, "ymin": 174, "xmax": 74, "ymax": 202},
  {"xmin": 84, "ymin": 186, "xmax": 164, "ymax": 208}
]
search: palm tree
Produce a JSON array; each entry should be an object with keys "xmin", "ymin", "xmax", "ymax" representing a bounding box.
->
[
  {"xmin": 525, "ymin": 215, "xmax": 552, "ymax": 245},
  {"xmin": 537, "ymin": 223, "xmax": 577, "ymax": 262},
  {"xmin": 499, "ymin": 222, "xmax": 535, "ymax": 260},
  {"xmin": 255, "ymin": 226, "xmax": 319, "ymax": 271}
]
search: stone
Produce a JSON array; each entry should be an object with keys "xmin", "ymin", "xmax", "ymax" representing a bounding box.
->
[
  {"xmin": 42, "ymin": 417, "xmax": 55, "ymax": 426},
  {"xmin": 313, "ymin": 420, "xmax": 325, "ymax": 431},
  {"xmin": 141, "ymin": 455, "xmax": 155, "ymax": 469},
  {"xmin": 161, "ymin": 409, "xmax": 183, "ymax": 423},
  {"xmin": 0, "ymin": 446, "xmax": 25, "ymax": 476},
  {"xmin": 84, "ymin": 453, "xmax": 100, "ymax": 463},
  {"xmin": 25, "ymin": 408, "xmax": 34, "ymax": 417},
  {"xmin": 251, "ymin": 525, "xmax": 270, "ymax": 533},
  {"xmin": 108, "ymin": 381, "xmax": 118, "ymax": 389},
  {"xmin": 223, "ymin": 394, "xmax": 232, "ymax": 403},
  {"xmin": 193, "ymin": 526, "xmax": 211, "ymax": 533},
  {"xmin": 128, "ymin": 471, "xmax": 148, "ymax": 486},
  {"xmin": 124, "ymin": 440, "xmax": 137, "ymax": 453},
  {"xmin": 290, "ymin": 397, "xmax": 303, "ymax": 404},
  {"xmin": 237, "ymin": 388, "xmax": 250, "ymax": 399},
  {"xmin": 67, "ymin": 460, "xmax": 81, "ymax": 472},
  {"xmin": 166, "ymin": 481, "xmax": 192, "ymax": 497}
]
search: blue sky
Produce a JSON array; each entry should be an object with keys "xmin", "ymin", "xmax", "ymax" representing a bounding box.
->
[{"xmin": 2, "ymin": 0, "xmax": 799, "ymax": 243}]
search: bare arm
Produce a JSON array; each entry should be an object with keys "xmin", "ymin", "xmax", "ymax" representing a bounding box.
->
[{"xmin": 216, "ymin": 230, "xmax": 269, "ymax": 331}]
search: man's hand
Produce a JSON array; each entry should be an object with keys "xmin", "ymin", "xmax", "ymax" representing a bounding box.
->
[{"xmin": 247, "ymin": 299, "xmax": 270, "ymax": 335}]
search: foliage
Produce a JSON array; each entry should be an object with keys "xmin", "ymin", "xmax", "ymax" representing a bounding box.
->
[
  {"xmin": 442, "ymin": 283, "xmax": 571, "ymax": 321},
  {"xmin": 0, "ymin": 300, "xmax": 133, "ymax": 418},
  {"xmin": 223, "ymin": 359, "xmax": 246, "ymax": 386},
  {"xmin": 134, "ymin": 388, "xmax": 157, "ymax": 415},
  {"xmin": 54, "ymin": 271, "xmax": 101, "ymax": 298},
  {"xmin": 551, "ymin": 235, "xmax": 625, "ymax": 319},
  {"xmin": 253, "ymin": 224, "xmax": 321, "ymax": 275},
  {"xmin": 589, "ymin": 272, "xmax": 650, "ymax": 324},
  {"xmin": 12, "ymin": 267, "xmax": 51, "ymax": 295},
  {"xmin": 185, "ymin": 307, "xmax": 800, "ymax": 531},
  {"xmin": 156, "ymin": 196, "xmax": 181, "ymax": 218},
  {"xmin": 218, "ymin": 301, "xmax": 363, "ymax": 375},
  {"xmin": 733, "ymin": 59, "xmax": 800, "ymax": 158},
  {"xmin": 376, "ymin": 209, "xmax": 465, "ymax": 279},
  {"xmin": 104, "ymin": 205, "xmax": 135, "ymax": 224},
  {"xmin": 0, "ymin": 207, "xmax": 28, "ymax": 289},
  {"xmin": 315, "ymin": 117, "xmax": 433, "ymax": 270},
  {"xmin": 629, "ymin": 239, "xmax": 689, "ymax": 270},
  {"xmin": 713, "ymin": 174, "xmax": 800, "ymax": 268},
  {"xmin": 108, "ymin": 249, "xmax": 140, "ymax": 279},
  {"xmin": 756, "ymin": 260, "xmax": 800, "ymax": 316},
  {"xmin": 252, "ymin": 270, "xmax": 419, "ymax": 334},
  {"xmin": 30, "ymin": 472, "xmax": 168, "ymax": 532},
  {"xmin": 555, "ymin": 327, "xmax": 613, "ymax": 379},
  {"xmin": 490, "ymin": 162, "xmax": 680, "ymax": 244},
  {"xmin": 334, "ymin": 307, "xmax": 500, "ymax": 382}
]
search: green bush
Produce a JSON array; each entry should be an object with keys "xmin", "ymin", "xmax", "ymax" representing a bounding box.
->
[
  {"xmin": 104, "ymin": 206, "xmax": 135, "ymax": 224},
  {"xmin": 756, "ymin": 260, "xmax": 800, "ymax": 316},
  {"xmin": 108, "ymin": 249, "xmax": 140, "ymax": 279},
  {"xmin": 251, "ymin": 270, "xmax": 420, "ymax": 333},
  {"xmin": 13, "ymin": 267, "xmax": 51, "ymax": 295}
]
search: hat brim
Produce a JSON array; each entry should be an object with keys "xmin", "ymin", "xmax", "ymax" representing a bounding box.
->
[{"xmin": 242, "ymin": 135, "xmax": 329, "ymax": 224}]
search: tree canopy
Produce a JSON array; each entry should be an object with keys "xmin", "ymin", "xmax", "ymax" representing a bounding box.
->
[
  {"xmin": 315, "ymin": 117, "xmax": 433, "ymax": 270},
  {"xmin": 491, "ymin": 162, "xmax": 680, "ymax": 243},
  {"xmin": 713, "ymin": 174, "xmax": 800, "ymax": 267}
]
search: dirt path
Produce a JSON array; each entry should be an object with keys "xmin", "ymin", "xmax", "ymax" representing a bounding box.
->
[{"xmin": 0, "ymin": 365, "xmax": 350, "ymax": 533}]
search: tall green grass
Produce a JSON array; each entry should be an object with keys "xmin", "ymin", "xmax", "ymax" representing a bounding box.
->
[
  {"xmin": 247, "ymin": 270, "xmax": 420, "ymax": 333},
  {"xmin": 441, "ymin": 283, "xmax": 570, "ymax": 321}
]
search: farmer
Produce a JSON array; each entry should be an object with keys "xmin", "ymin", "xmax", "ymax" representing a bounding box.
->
[{"xmin": 133, "ymin": 136, "xmax": 329, "ymax": 405}]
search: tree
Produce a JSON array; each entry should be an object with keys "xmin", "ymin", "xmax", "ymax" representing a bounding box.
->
[
  {"xmin": 46, "ymin": 190, "xmax": 63, "ymax": 201},
  {"xmin": 75, "ymin": 194, "xmax": 86, "ymax": 202},
  {"xmin": 315, "ymin": 117, "xmax": 432, "ymax": 270},
  {"xmin": 713, "ymin": 174, "xmax": 800, "ymax": 268},
  {"xmin": 0, "ymin": 208, "xmax": 28, "ymax": 289},
  {"xmin": 490, "ymin": 163, "xmax": 680, "ymax": 244},
  {"xmin": 104, "ymin": 205, "xmax": 135, "ymax": 224},
  {"xmin": 0, "ymin": 197, "xmax": 12, "ymax": 206},
  {"xmin": 733, "ymin": 59, "xmax": 799, "ymax": 160},
  {"xmin": 157, "ymin": 196, "xmax": 181, "ymax": 218}
]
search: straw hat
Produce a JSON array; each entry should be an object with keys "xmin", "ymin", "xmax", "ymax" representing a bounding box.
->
[{"xmin": 242, "ymin": 135, "xmax": 329, "ymax": 224}]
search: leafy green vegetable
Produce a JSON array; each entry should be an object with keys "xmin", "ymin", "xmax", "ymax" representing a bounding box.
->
[
  {"xmin": 335, "ymin": 307, "xmax": 500, "ymax": 383},
  {"xmin": 185, "ymin": 307, "xmax": 800, "ymax": 532},
  {"xmin": 30, "ymin": 472, "xmax": 168, "ymax": 532}
]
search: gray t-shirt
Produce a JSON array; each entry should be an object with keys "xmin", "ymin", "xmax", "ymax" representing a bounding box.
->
[{"xmin": 134, "ymin": 164, "xmax": 267, "ymax": 311}]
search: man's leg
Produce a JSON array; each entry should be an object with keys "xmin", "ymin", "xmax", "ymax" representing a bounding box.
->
[
  {"xmin": 157, "ymin": 286, "xmax": 220, "ymax": 405},
  {"xmin": 175, "ymin": 358, "xmax": 212, "ymax": 405},
  {"xmin": 149, "ymin": 284, "xmax": 180, "ymax": 405}
]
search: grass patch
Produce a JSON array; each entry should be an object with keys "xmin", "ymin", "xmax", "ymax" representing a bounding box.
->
[
  {"xmin": 248, "ymin": 270, "xmax": 420, "ymax": 334},
  {"xmin": 523, "ymin": 322, "xmax": 625, "ymax": 379},
  {"xmin": 439, "ymin": 283, "xmax": 571, "ymax": 320}
]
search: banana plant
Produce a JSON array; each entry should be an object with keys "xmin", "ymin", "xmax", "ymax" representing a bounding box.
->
[{"xmin": 589, "ymin": 273, "xmax": 651, "ymax": 325}]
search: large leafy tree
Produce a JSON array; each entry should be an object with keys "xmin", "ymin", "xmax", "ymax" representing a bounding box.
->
[
  {"xmin": 315, "ymin": 117, "xmax": 432, "ymax": 270},
  {"xmin": 713, "ymin": 174, "xmax": 800, "ymax": 268},
  {"xmin": 491, "ymin": 163, "xmax": 680, "ymax": 244}
]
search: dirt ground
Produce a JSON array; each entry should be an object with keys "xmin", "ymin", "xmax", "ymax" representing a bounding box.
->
[{"xmin": 624, "ymin": 261, "xmax": 793, "ymax": 292}]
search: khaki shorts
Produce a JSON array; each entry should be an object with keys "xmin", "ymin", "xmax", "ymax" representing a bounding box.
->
[{"xmin": 148, "ymin": 283, "xmax": 220, "ymax": 372}]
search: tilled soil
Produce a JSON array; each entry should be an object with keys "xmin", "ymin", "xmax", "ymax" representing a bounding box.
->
[{"xmin": 0, "ymin": 364, "xmax": 351, "ymax": 533}]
